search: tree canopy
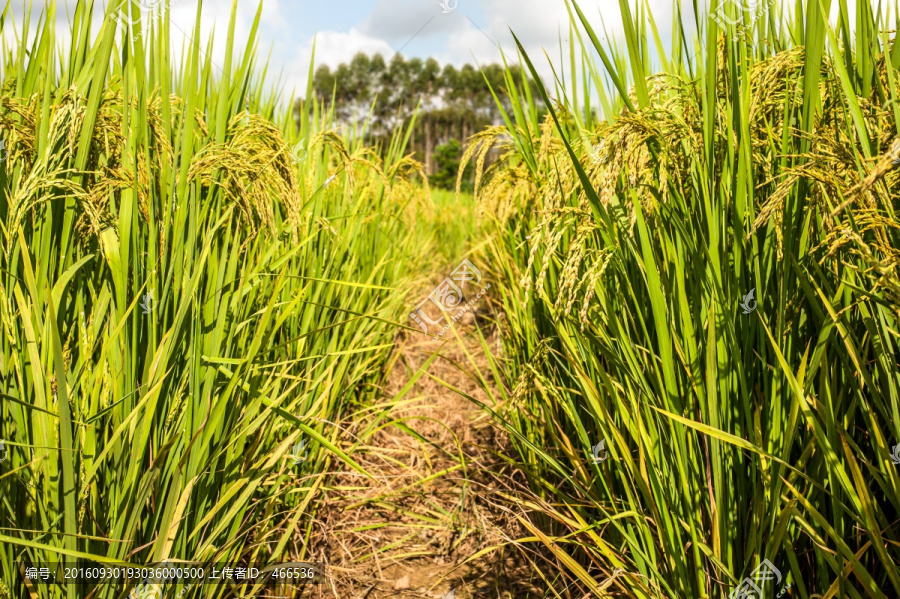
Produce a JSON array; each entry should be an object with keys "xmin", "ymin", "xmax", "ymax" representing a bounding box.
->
[{"xmin": 294, "ymin": 53, "xmax": 545, "ymax": 187}]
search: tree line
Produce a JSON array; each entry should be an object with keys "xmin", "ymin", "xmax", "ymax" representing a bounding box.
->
[{"xmin": 293, "ymin": 53, "xmax": 545, "ymax": 189}]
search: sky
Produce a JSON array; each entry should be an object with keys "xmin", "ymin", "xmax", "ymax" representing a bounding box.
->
[
  {"xmin": 9, "ymin": 0, "xmax": 860, "ymax": 109},
  {"xmin": 161, "ymin": 0, "xmax": 660, "ymax": 102}
]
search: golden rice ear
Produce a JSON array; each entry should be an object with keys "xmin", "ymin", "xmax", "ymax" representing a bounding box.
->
[
  {"xmin": 179, "ymin": 112, "xmax": 306, "ymax": 234},
  {"xmin": 471, "ymin": 1, "xmax": 900, "ymax": 594},
  {"xmin": 1, "ymin": 2, "xmax": 454, "ymax": 594}
]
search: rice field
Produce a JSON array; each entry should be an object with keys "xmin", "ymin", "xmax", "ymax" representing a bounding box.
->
[
  {"xmin": 1, "ymin": 0, "xmax": 899, "ymax": 598},
  {"xmin": 0, "ymin": 1, "xmax": 439, "ymax": 596}
]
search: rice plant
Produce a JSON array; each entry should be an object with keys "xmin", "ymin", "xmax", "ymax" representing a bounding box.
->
[
  {"xmin": 465, "ymin": 0, "xmax": 900, "ymax": 596},
  {"xmin": 0, "ymin": 1, "xmax": 434, "ymax": 597}
]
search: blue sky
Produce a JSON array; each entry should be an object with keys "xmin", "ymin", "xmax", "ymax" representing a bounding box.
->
[
  {"xmin": 11, "ymin": 0, "xmax": 859, "ymax": 110},
  {"xmin": 163, "ymin": 0, "xmax": 657, "ymax": 103},
  {"xmin": 11, "ymin": 0, "xmax": 636, "ymax": 107}
]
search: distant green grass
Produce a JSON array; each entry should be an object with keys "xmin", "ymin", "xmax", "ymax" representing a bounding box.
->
[{"xmin": 423, "ymin": 189, "xmax": 479, "ymax": 268}]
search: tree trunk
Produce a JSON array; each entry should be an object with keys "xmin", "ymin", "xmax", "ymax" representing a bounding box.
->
[{"xmin": 425, "ymin": 117, "xmax": 433, "ymax": 175}]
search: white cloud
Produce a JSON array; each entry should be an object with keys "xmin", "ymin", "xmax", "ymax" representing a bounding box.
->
[
  {"xmin": 430, "ymin": 0, "xmax": 615, "ymax": 92},
  {"xmin": 308, "ymin": 28, "xmax": 396, "ymax": 70},
  {"xmin": 284, "ymin": 28, "xmax": 395, "ymax": 99},
  {"xmin": 168, "ymin": 0, "xmax": 261, "ymax": 72},
  {"xmin": 0, "ymin": 0, "xmax": 866, "ymax": 116},
  {"xmin": 361, "ymin": 0, "xmax": 463, "ymax": 39}
]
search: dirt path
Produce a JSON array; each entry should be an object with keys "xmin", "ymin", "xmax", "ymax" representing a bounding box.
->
[{"xmin": 306, "ymin": 292, "xmax": 543, "ymax": 599}]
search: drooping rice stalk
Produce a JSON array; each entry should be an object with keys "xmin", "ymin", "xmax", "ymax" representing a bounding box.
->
[
  {"xmin": 0, "ymin": 1, "xmax": 435, "ymax": 597},
  {"xmin": 466, "ymin": 0, "xmax": 900, "ymax": 596}
]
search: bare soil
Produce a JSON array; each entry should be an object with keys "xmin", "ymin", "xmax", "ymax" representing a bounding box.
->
[{"xmin": 303, "ymin": 290, "xmax": 546, "ymax": 599}]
